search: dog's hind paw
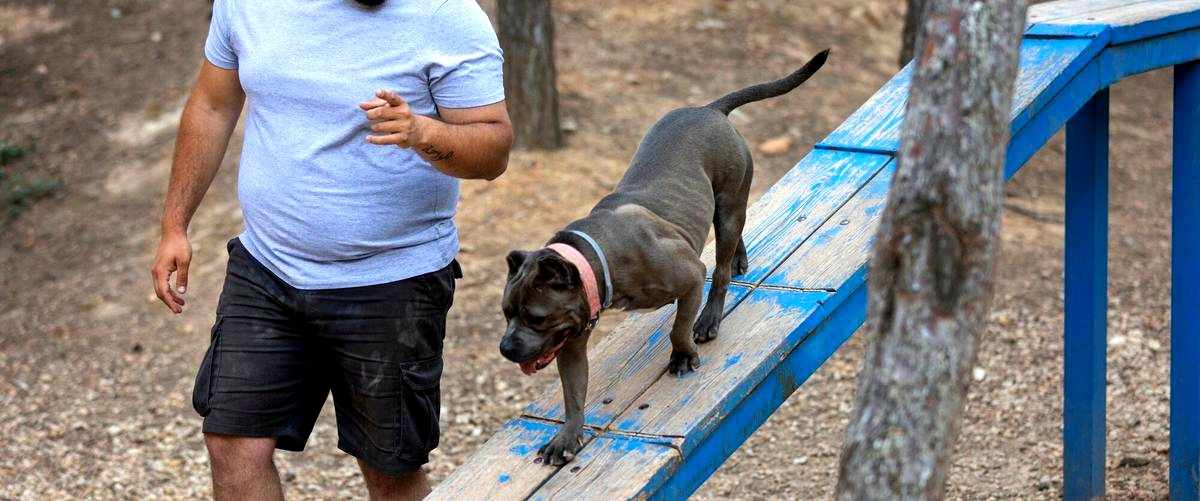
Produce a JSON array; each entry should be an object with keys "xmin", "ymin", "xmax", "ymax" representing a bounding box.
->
[
  {"xmin": 733, "ymin": 239, "xmax": 749, "ymax": 276},
  {"xmin": 668, "ymin": 350, "xmax": 700, "ymax": 376}
]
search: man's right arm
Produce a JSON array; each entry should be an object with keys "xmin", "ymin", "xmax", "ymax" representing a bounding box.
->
[{"xmin": 152, "ymin": 60, "xmax": 244, "ymax": 314}]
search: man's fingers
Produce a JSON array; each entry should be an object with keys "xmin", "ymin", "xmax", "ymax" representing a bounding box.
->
[
  {"xmin": 176, "ymin": 257, "xmax": 190, "ymax": 295},
  {"xmin": 365, "ymin": 132, "xmax": 411, "ymax": 146},
  {"xmin": 375, "ymin": 89, "xmax": 407, "ymax": 108},
  {"xmin": 365, "ymin": 105, "xmax": 411, "ymax": 122},
  {"xmin": 152, "ymin": 266, "xmax": 183, "ymax": 314},
  {"xmin": 358, "ymin": 97, "xmax": 387, "ymax": 110},
  {"xmin": 371, "ymin": 121, "xmax": 410, "ymax": 134}
]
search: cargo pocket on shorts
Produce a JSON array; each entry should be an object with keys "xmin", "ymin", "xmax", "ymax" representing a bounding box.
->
[
  {"xmin": 398, "ymin": 357, "xmax": 443, "ymax": 454},
  {"xmin": 191, "ymin": 319, "xmax": 224, "ymax": 417}
]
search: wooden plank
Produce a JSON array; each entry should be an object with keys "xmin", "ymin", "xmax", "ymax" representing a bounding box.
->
[
  {"xmin": 651, "ymin": 275, "xmax": 869, "ymax": 499},
  {"xmin": 527, "ymin": 434, "xmax": 679, "ymax": 500},
  {"xmin": 522, "ymin": 284, "xmax": 751, "ymax": 427},
  {"xmin": 1010, "ymin": 38, "xmax": 1104, "ymax": 135},
  {"xmin": 429, "ymin": 418, "xmax": 571, "ymax": 500},
  {"xmin": 760, "ymin": 163, "xmax": 894, "ymax": 291},
  {"xmin": 1035, "ymin": 0, "xmax": 1200, "ymax": 44},
  {"xmin": 1027, "ymin": 0, "xmax": 1155, "ymax": 24},
  {"xmin": 821, "ymin": 38, "xmax": 1094, "ymax": 153},
  {"xmin": 704, "ymin": 149, "xmax": 891, "ymax": 284},
  {"xmin": 609, "ymin": 289, "xmax": 830, "ymax": 449},
  {"xmin": 818, "ymin": 66, "xmax": 911, "ymax": 153},
  {"xmin": 1100, "ymin": 27, "xmax": 1200, "ymax": 84}
]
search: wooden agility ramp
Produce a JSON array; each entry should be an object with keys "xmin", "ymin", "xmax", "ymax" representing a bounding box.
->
[{"xmin": 432, "ymin": 1, "xmax": 1200, "ymax": 498}]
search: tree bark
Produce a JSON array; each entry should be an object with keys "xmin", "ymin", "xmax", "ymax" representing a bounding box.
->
[
  {"xmin": 497, "ymin": 0, "xmax": 563, "ymax": 150},
  {"xmin": 899, "ymin": 0, "xmax": 929, "ymax": 68},
  {"xmin": 835, "ymin": 1, "xmax": 1026, "ymax": 499}
]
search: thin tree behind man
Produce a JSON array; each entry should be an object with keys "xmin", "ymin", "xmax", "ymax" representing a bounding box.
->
[{"xmin": 149, "ymin": 1, "xmax": 513, "ymax": 499}]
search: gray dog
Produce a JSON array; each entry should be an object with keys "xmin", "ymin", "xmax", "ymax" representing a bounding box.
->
[{"xmin": 499, "ymin": 49, "xmax": 830, "ymax": 465}]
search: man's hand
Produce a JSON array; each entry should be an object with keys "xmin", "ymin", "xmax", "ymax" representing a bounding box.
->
[
  {"xmin": 359, "ymin": 89, "xmax": 512, "ymax": 180},
  {"xmin": 360, "ymin": 90, "xmax": 431, "ymax": 148},
  {"xmin": 152, "ymin": 232, "xmax": 192, "ymax": 314}
]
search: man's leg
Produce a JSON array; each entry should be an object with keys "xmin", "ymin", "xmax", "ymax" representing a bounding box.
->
[
  {"xmin": 205, "ymin": 433, "xmax": 284, "ymax": 501},
  {"xmin": 358, "ymin": 460, "xmax": 430, "ymax": 501}
]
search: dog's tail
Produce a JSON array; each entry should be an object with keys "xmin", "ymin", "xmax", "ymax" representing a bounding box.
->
[{"xmin": 706, "ymin": 49, "xmax": 830, "ymax": 115}]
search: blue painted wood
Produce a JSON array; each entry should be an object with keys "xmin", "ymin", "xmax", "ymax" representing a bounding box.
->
[
  {"xmin": 611, "ymin": 289, "xmax": 831, "ymax": 447},
  {"xmin": 1007, "ymin": 56, "xmax": 1104, "ymax": 178},
  {"xmin": 1032, "ymin": 1, "xmax": 1200, "ymax": 44},
  {"xmin": 760, "ymin": 163, "xmax": 894, "ymax": 290},
  {"xmin": 1063, "ymin": 88, "xmax": 1109, "ymax": 501},
  {"xmin": 1172, "ymin": 60, "xmax": 1200, "ymax": 501},
  {"xmin": 710, "ymin": 149, "xmax": 890, "ymax": 285},
  {"xmin": 818, "ymin": 65, "xmax": 911, "ymax": 153},
  {"xmin": 1099, "ymin": 27, "xmax": 1200, "ymax": 85},
  {"xmin": 650, "ymin": 271, "xmax": 868, "ymax": 500},
  {"xmin": 821, "ymin": 38, "xmax": 1100, "ymax": 154},
  {"xmin": 522, "ymin": 283, "xmax": 752, "ymax": 428}
]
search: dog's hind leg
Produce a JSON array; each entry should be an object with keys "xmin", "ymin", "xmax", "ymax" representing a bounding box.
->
[
  {"xmin": 694, "ymin": 160, "xmax": 752, "ymax": 343},
  {"xmin": 732, "ymin": 165, "xmax": 753, "ymax": 277}
]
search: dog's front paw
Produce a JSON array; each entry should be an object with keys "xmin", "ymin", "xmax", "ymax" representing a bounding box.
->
[
  {"xmin": 668, "ymin": 349, "xmax": 700, "ymax": 376},
  {"xmin": 537, "ymin": 428, "xmax": 583, "ymax": 466},
  {"xmin": 693, "ymin": 310, "xmax": 721, "ymax": 344}
]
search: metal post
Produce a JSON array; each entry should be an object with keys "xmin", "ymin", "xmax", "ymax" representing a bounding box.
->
[
  {"xmin": 1173, "ymin": 60, "xmax": 1200, "ymax": 501},
  {"xmin": 1063, "ymin": 88, "xmax": 1109, "ymax": 501}
]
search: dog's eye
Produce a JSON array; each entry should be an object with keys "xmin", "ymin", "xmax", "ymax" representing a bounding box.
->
[{"xmin": 523, "ymin": 311, "xmax": 547, "ymax": 326}]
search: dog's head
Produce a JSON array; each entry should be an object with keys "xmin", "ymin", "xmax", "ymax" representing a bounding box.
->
[{"xmin": 499, "ymin": 249, "xmax": 591, "ymax": 374}]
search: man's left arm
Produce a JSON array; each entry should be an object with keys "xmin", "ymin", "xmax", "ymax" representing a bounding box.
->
[{"xmin": 361, "ymin": 90, "xmax": 513, "ymax": 181}]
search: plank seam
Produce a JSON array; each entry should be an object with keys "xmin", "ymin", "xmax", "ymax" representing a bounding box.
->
[{"xmin": 813, "ymin": 143, "xmax": 897, "ymax": 157}]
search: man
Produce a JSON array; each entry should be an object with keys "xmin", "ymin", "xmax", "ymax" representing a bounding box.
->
[{"xmin": 149, "ymin": 1, "xmax": 512, "ymax": 499}]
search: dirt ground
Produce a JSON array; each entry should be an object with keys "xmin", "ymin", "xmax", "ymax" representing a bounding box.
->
[{"xmin": 0, "ymin": 0, "xmax": 1178, "ymax": 499}]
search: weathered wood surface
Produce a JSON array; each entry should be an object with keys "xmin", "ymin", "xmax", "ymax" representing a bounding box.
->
[
  {"xmin": 526, "ymin": 434, "xmax": 679, "ymax": 500},
  {"xmin": 1031, "ymin": 0, "xmax": 1200, "ymax": 43},
  {"xmin": 764, "ymin": 163, "xmax": 896, "ymax": 291},
  {"xmin": 1026, "ymin": 0, "xmax": 1151, "ymax": 24},
  {"xmin": 822, "ymin": 38, "xmax": 1094, "ymax": 153},
  {"xmin": 703, "ymin": 149, "xmax": 891, "ymax": 283},
  {"xmin": 611, "ymin": 290, "xmax": 829, "ymax": 447},
  {"xmin": 522, "ymin": 284, "xmax": 751, "ymax": 426},
  {"xmin": 429, "ymin": 418, "xmax": 572, "ymax": 500},
  {"xmin": 433, "ymin": 1, "xmax": 1200, "ymax": 498},
  {"xmin": 835, "ymin": 0, "xmax": 1026, "ymax": 498}
]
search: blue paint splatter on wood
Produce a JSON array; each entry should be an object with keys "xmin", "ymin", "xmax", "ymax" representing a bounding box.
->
[
  {"xmin": 498, "ymin": 473, "xmax": 511, "ymax": 484},
  {"xmin": 724, "ymin": 354, "xmax": 742, "ymax": 368}
]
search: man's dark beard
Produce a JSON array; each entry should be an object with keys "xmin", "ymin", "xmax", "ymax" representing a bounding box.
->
[{"xmin": 353, "ymin": 0, "xmax": 385, "ymax": 6}]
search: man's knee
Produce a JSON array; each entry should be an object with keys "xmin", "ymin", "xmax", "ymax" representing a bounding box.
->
[
  {"xmin": 205, "ymin": 433, "xmax": 276, "ymax": 476},
  {"xmin": 359, "ymin": 461, "xmax": 430, "ymax": 500}
]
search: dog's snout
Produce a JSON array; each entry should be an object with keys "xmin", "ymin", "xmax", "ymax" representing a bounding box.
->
[{"xmin": 499, "ymin": 335, "xmax": 524, "ymax": 362}]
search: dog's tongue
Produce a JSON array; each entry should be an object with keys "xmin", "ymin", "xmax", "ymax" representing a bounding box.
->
[{"xmin": 519, "ymin": 338, "xmax": 568, "ymax": 375}]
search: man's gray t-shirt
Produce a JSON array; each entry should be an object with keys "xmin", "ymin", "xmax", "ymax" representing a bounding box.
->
[{"xmin": 205, "ymin": 0, "xmax": 504, "ymax": 289}]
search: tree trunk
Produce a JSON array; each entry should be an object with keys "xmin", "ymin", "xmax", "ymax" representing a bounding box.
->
[
  {"xmin": 835, "ymin": 1, "xmax": 1026, "ymax": 499},
  {"xmin": 899, "ymin": 0, "xmax": 928, "ymax": 68},
  {"xmin": 497, "ymin": 0, "xmax": 563, "ymax": 150}
]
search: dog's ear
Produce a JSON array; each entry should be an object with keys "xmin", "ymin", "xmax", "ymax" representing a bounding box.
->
[
  {"xmin": 535, "ymin": 252, "xmax": 578, "ymax": 289},
  {"xmin": 506, "ymin": 250, "xmax": 530, "ymax": 278}
]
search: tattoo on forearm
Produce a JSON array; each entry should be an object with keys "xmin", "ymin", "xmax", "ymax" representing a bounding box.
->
[{"xmin": 421, "ymin": 144, "xmax": 454, "ymax": 162}]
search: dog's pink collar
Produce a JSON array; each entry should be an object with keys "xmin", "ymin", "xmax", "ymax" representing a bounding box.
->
[{"xmin": 546, "ymin": 243, "xmax": 602, "ymax": 322}]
